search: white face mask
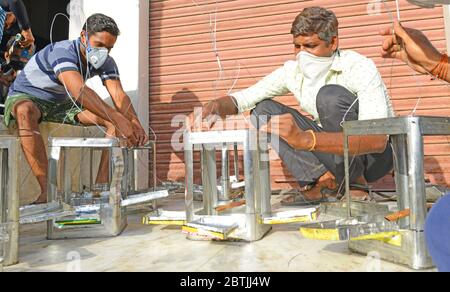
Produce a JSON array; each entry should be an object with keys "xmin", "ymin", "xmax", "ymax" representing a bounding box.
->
[
  {"xmin": 297, "ymin": 51, "xmax": 335, "ymax": 80},
  {"xmin": 81, "ymin": 36, "xmax": 109, "ymax": 70},
  {"xmin": 87, "ymin": 46, "xmax": 109, "ymax": 69}
]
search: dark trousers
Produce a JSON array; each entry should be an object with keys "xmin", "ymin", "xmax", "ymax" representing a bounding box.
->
[
  {"xmin": 425, "ymin": 194, "xmax": 450, "ymax": 272},
  {"xmin": 251, "ymin": 84, "xmax": 393, "ymax": 189}
]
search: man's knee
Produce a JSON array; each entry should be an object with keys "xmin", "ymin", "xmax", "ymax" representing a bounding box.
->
[
  {"xmin": 316, "ymin": 85, "xmax": 354, "ymax": 113},
  {"xmin": 13, "ymin": 101, "xmax": 41, "ymax": 124},
  {"xmin": 252, "ymin": 99, "xmax": 282, "ymax": 117}
]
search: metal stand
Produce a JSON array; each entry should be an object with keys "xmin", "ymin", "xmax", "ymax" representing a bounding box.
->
[
  {"xmin": 144, "ymin": 129, "xmax": 318, "ymax": 235},
  {"xmin": 46, "ymin": 138, "xmax": 167, "ymax": 240},
  {"xmin": 0, "ymin": 135, "xmax": 20, "ymax": 267},
  {"xmin": 183, "ymin": 129, "xmax": 272, "ymax": 241},
  {"xmin": 343, "ymin": 116, "xmax": 450, "ymax": 270}
]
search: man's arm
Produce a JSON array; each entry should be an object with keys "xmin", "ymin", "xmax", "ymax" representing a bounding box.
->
[
  {"xmin": 5, "ymin": 0, "xmax": 34, "ymax": 47},
  {"xmin": 188, "ymin": 65, "xmax": 290, "ymax": 130},
  {"xmin": 58, "ymin": 70, "xmax": 137, "ymax": 145},
  {"xmin": 261, "ymin": 114, "xmax": 388, "ymax": 156},
  {"xmin": 105, "ymin": 79, "xmax": 149, "ymax": 146}
]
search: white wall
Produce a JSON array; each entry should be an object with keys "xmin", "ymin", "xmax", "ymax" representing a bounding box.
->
[{"xmin": 68, "ymin": 0, "xmax": 150, "ymax": 188}]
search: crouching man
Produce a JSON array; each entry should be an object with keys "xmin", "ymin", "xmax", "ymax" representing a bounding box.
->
[
  {"xmin": 3, "ymin": 13, "xmax": 148, "ymax": 204},
  {"xmin": 188, "ymin": 7, "xmax": 395, "ymax": 205}
]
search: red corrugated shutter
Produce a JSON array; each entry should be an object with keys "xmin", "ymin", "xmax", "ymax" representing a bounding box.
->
[{"xmin": 150, "ymin": 0, "xmax": 450, "ymax": 189}]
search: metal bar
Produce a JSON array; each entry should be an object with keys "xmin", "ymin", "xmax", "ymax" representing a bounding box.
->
[
  {"xmin": 243, "ymin": 132, "xmax": 256, "ymax": 215},
  {"xmin": 64, "ymin": 148, "xmax": 72, "ymax": 203},
  {"xmin": 233, "ymin": 143, "xmax": 239, "ymax": 179},
  {"xmin": 0, "ymin": 149, "xmax": 6, "ymax": 222},
  {"xmin": 391, "ymin": 135, "xmax": 410, "ymax": 229},
  {"xmin": 259, "ymin": 135, "xmax": 272, "ymax": 217},
  {"xmin": 407, "ymin": 118, "xmax": 427, "ymax": 231},
  {"xmin": 406, "ymin": 118, "xmax": 430, "ymax": 268},
  {"xmin": 344, "ymin": 117, "xmax": 450, "ymax": 137},
  {"xmin": 202, "ymin": 146, "xmax": 218, "ymax": 215},
  {"xmin": 152, "ymin": 141, "xmax": 157, "ymax": 209},
  {"xmin": 4, "ymin": 138, "xmax": 20, "ymax": 266},
  {"xmin": 46, "ymin": 145, "xmax": 61, "ymax": 239},
  {"xmin": 184, "ymin": 136, "xmax": 195, "ymax": 223},
  {"xmin": 130, "ymin": 149, "xmax": 136, "ymax": 192},
  {"xmin": 121, "ymin": 190, "xmax": 169, "ymax": 207},
  {"xmin": 89, "ymin": 148, "xmax": 93, "ymax": 191},
  {"xmin": 49, "ymin": 138, "xmax": 119, "ymax": 148},
  {"xmin": 343, "ymin": 129, "xmax": 351, "ymax": 219},
  {"xmin": 220, "ymin": 143, "xmax": 230, "ymax": 201}
]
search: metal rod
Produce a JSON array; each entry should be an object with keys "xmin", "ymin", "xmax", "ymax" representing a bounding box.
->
[
  {"xmin": 89, "ymin": 148, "xmax": 93, "ymax": 191},
  {"xmin": 407, "ymin": 119, "xmax": 427, "ymax": 231},
  {"xmin": 391, "ymin": 135, "xmax": 410, "ymax": 229},
  {"xmin": 202, "ymin": 146, "xmax": 218, "ymax": 215},
  {"xmin": 64, "ymin": 148, "xmax": 72, "ymax": 203},
  {"xmin": 343, "ymin": 129, "xmax": 351, "ymax": 219},
  {"xmin": 220, "ymin": 143, "xmax": 230, "ymax": 201},
  {"xmin": 233, "ymin": 143, "xmax": 239, "ymax": 180},
  {"xmin": 184, "ymin": 133, "xmax": 195, "ymax": 222}
]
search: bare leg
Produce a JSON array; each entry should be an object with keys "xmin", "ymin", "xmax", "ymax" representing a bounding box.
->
[
  {"xmin": 12, "ymin": 100, "xmax": 47, "ymax": 204},
  {"xmin": 75, "ymin": 110, "xmax": 116, "ymax": 185}
]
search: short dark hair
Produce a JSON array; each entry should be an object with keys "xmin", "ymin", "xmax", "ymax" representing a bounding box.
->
[
  {"xmin": 290, "ymin": 7, "xmax": 338, "ymax": 45},
  {"xmin": 82, "ymin": 13, "xmax": 120, "ymax": 37}
]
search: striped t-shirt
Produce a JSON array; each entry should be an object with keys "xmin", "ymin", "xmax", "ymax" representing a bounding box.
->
[
  {"xmin": 9, "ymin": 39, "xmax": 120, "ymax": 103},
  {"xmin": 0, "ymin": 6, "xmax": 6, "ymax": 43}
]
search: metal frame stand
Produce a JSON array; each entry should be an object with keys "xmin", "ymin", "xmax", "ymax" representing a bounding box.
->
[
  {"xmin": 46, "ymin": 138, "xmax": 167, "ymax": 240},
  {"xmin": 184, "ymin": 129, "xmax": 272, "ymax": 241},
  {"xmin": 343, "ymin": 116, "xmax": 450, "ymax": 269},
  {"xmin": 0, "ymin": 135, "xmax": 20, "ymax": 267}
]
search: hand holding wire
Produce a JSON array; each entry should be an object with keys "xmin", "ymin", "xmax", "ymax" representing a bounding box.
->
[{"xmin": 380, "ymin": 21, "xmax": 442, "ymax": 74}]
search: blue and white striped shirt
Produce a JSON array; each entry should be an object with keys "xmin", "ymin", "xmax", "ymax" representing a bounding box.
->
[
  {"xmin": 9, "ymin": 39, "xmax": 120, "ymax": 103},
  {"xmin": 0, "ymin": 6, "xmax": 6, "ymax": 43}
]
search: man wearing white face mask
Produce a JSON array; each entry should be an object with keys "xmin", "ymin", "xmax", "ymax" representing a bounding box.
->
[
  {"xmin": 188, "ymin": 7, "xmax": 395, "ymax": 205},
  {"xmin": 3, "ymin": 14, "xmax": 148, "ymax": 204}
]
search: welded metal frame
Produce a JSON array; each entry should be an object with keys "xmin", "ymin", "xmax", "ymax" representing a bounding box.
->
[
  {"xmin": 184, "ymin": 130, "xmax": 272, "ymax": 242},
  {"xmin": 343, "ymin": 116, "xmax": 450, "ymax": 269},
  {"xmin": 46, "ymin": 138, "xmax": 127, "ymax": 239},
  {"xmin": 46, "ymin": 138, "xmax": 166, "ymax": 239},
  {"xmin": 0, "ymin": 136, "xmax": 20, "ymax": 267},
  {"xmin": 123, "ymin": 140, "xmax": 158, "ymax": 209}
]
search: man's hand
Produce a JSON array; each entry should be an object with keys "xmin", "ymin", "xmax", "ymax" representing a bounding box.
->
[
  {"xmin": 259, "ymin": 113, "xmax": 314, "ymax": 151},
  {"xmin": 186, "ymin": 100, "xmax": 222, "ymax": 132},
  {"xmin": 131, "ymin": 118, "xmax": 149, "ymax": 147},
  {"xmin": 20, "ymin": 29, "xmax": 35, "ymax": 48},
  {"xmin": 0, "ymin": 71, "xmax": 16, "ymax": 87},
  {"xmin": 380, "ymin": 21, "xmax": 441, "ymax": 74},
  {"xmin": 112, "ymin": 113, "xmax": 138, "ymax": 146},
  {"xmin": 186, "ymin": 96, "xmax": 239, "ymax": 132}
]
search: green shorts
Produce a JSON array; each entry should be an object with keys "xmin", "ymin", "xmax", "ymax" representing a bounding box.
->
[{"xmin": 3, "ymin": 93, "xmax": 84, "ymax": 127}]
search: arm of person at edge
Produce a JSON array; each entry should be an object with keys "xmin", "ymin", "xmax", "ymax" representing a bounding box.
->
[
  {"xmin": 4, "ymin": 0, "xmax": 35, "ymax": 47},
  {"xmin": 105, "ymin": 78, "xmax": 149, "ymax": 146},
  {"xmin": 58, "ymin": 70, "xmax": 138, "ymax": 146},
  {"xmin": 380, "ymin": 21, "xmax": 446, "ymax": 82}
]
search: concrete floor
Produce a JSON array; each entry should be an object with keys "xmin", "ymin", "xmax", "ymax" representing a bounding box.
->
[{"xmin": 3, "ymin": 196, "xmax": 434, "ymax": 272}]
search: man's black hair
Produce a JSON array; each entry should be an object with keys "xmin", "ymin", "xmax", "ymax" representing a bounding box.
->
[{"xmin": 82, "ymin": 13, "xmax": 120, "ymax": 37}]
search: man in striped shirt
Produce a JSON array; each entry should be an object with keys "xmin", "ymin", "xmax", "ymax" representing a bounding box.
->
[{"xmin": 3, "ymin": 13, "xmax": 148, "ymax": 204}]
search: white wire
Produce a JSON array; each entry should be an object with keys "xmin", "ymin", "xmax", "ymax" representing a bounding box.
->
[
  {"xmin": 190, "ymin": 0, "xmax": 250, "ymax": 127},
  {"xmin": 395, "ymin": 0, "xmax": 401, "ymax": 22},
  {"xmin": 48, "ymin": 12, "xmax": 109, "ymax": 137}
]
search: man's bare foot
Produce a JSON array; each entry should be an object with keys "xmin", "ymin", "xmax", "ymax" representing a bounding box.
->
[
  {"xmin": 281, "ymin": 171, "xmax": 338, "ymax": 204},
  {"xmin": 32, "ymin": 194, "xmax": 48, "ymax": 205}
]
